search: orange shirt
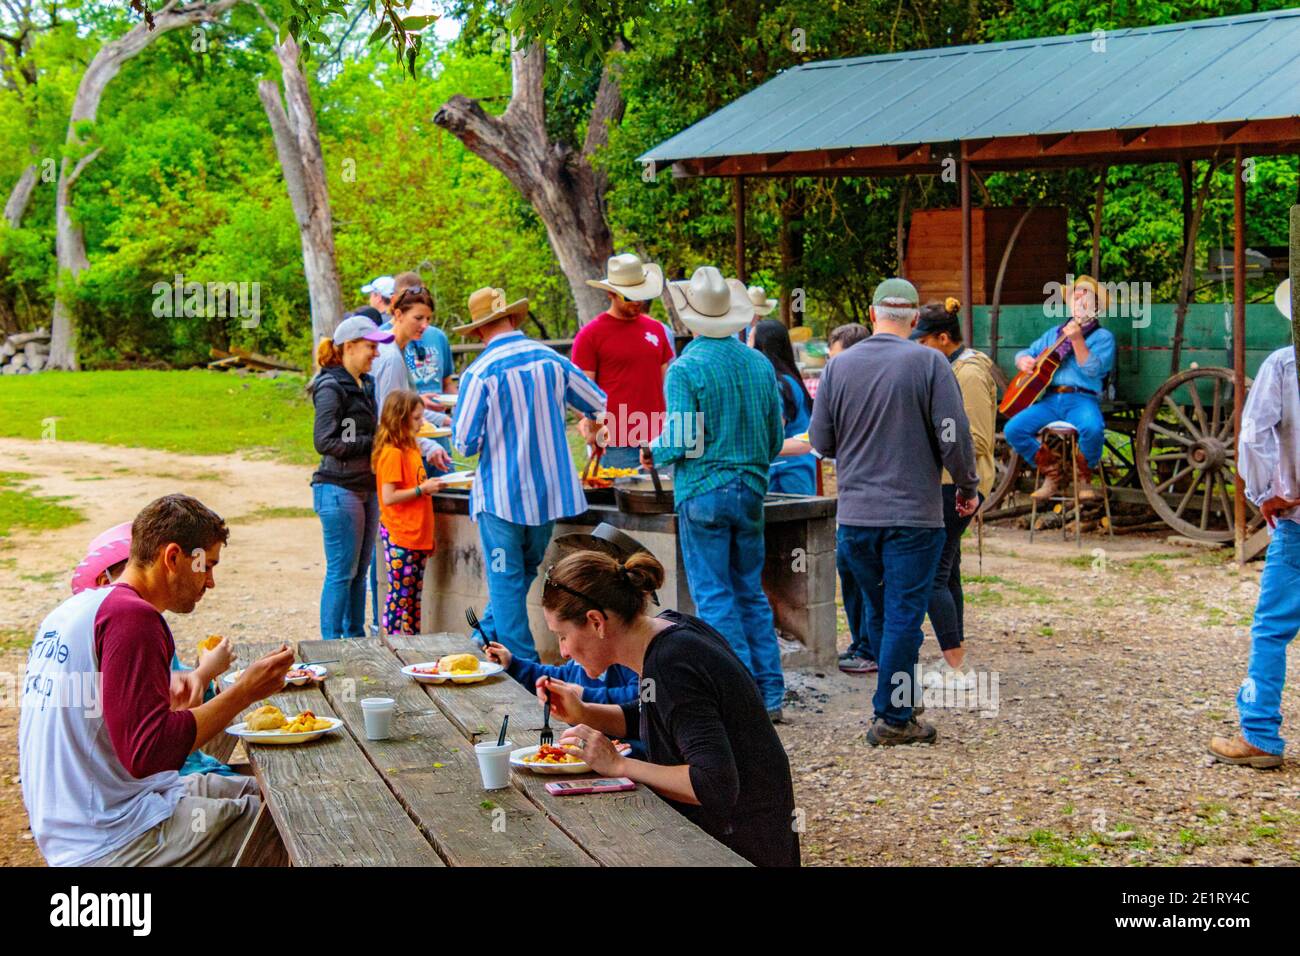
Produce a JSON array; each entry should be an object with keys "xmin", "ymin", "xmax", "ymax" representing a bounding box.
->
[{"xmin": 375, "ymin": 445, "xmax": 434, "ymax": 551}]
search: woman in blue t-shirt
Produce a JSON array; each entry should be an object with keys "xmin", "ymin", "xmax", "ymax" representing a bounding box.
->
[{"xmin": 750, "ymin": 319, "xmax": 816, "ymax": 495}]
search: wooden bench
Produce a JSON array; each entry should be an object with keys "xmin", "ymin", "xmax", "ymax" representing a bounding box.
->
[{"xmin": 232, "ymin": 637, "xmax": 748, "ymax": 867}]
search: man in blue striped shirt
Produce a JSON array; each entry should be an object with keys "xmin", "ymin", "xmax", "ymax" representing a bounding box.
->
[{"xmin": 452, "ymin": 287, "xmax": 606, "ymax": 661}]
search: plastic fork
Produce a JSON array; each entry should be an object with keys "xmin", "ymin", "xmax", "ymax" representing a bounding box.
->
[
  {"xmin": 465, "ymin": 607, "xmax": 489, "ymax": 647},
  {"xmin": 540, "ymin": 683, "xmax": 553, "ymax": 747}
]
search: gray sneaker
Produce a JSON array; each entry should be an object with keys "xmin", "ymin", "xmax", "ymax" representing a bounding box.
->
[
  {"xmin": 866, "ymin": 717, "xmax": 937, "ymax": 747},
  {"xmin": 838, "ymin": 652, "xmax": 878, "ymax": 674},
  {"xmin": 768, "ymin": 708, "xmax": 785, "ymax": 724}
]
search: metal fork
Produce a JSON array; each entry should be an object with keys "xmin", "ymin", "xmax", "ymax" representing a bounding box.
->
[
  {"xmin": 465, "ymin": 607, "xmax": 489, "ymax": 647},
  {"xmin": 540, "ymin": 684, "xmax": 553, "ymax": 747}
]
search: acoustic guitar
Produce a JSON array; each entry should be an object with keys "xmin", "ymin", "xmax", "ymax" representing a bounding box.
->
[{"xmin": 998, "ymin": 318, "xmax": 1100, "ymax": 417}]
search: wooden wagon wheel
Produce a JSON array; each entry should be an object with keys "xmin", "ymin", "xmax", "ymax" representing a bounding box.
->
[
  {"xmin": 980, "ymin": 362, "xmax": 1021, "ymax": 514},
  {"xmin": 1135, "ymin": 366, "xmax": 1263, "ymax": 542}
]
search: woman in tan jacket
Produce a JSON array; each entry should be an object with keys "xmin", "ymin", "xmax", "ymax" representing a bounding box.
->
[{"xmin": 911, "ymin": 299, "xmax": 997, "ymax": 690}]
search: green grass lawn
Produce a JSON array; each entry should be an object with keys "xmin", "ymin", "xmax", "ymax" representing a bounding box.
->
[
  {"xmin": 0, "ymin": 369, "xmax": 318, "ymax": 464},
  {"xmin": 0, "ymin": 471, "xmax": 85, "ymax": 540}
]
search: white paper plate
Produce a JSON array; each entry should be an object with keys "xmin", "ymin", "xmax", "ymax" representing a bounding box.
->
[
  {"xmin": 419, "ymin": 424, "xmax": 452, "ymax": 439},
  {"xmin": 433, "ymin": 393, "xmax": 459, "ymax": 407},
  {"xmin": 226, "ymin": 716, "xmax": 343, "ymax": 745},
  {"xmin": 222, "ymin": 663, "xmax": 327, "ymax": 687},
  {"xmin": 510, "ymin": 744, "xmax": 589, "ymax": 774},
  {"xmin": 438, "ymin": 470, "xmax": 474, "ymax": 489},
  {"xmin": 401, "ymin": 660, "xmax": 504, "ymax": 684}
]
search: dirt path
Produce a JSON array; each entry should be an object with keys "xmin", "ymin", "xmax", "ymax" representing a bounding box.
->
[{"xmin": 2, "ymin": 438, "xmax": 1297, "ymax": 867}]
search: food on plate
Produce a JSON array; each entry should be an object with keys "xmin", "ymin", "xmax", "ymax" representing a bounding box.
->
[
  {"xmin": 285, "ymin": 668, "xmax": 314, "ymax": 681},
  {"xmin": 245, "ymin": 705, "xmax": 286, "ymax": 732},
  {"xmin": 411, "ymin": 664, "xmax": 440, "ymax": 675},
  {"xmin": 436, "ymin": 653, "xmax": 480, "ymax": 675},
  {"xmin": 280, "ymin": 710, "xmax": 332, "ymax": 734},
  {"xmin": 197, "ymin": 635, "xmax": 223, "ymax": 654},
  {"xmin": 523, "ymin": 744, "xmax": 583, "ymax": 765},
  {"xmin": 596, "ymin": 466, "xmax": 639, "ymax": 479}
]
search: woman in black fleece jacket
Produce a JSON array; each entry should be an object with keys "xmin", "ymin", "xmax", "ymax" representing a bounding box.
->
[
  {"xmin": 537, "ymin": 549, "xmax": 800, "ymax": 867},
  {"xmin": 309, "ymin": 317, "xmax": 391, "ymax": 638}
]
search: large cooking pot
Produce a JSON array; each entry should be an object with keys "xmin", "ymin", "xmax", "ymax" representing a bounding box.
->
[{"xmin": 614, "ymin": 474, "xmax": 675, "ymax": 514}]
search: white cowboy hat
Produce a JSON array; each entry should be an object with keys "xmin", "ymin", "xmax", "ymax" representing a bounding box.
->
[
  {"xmin": 667, "ymin": 267, "xmax": 754, "ymax": 338},
  {"xmin": 452, "ymin": 287, "xmax": 529, "ymax": 336},
  {"xmin": 586, "ymin": 253, "xmax": 664, "ymax": 302},
  {"xmin": 747, "ymin": 285, "xmax": 776, "ymax": 316}
]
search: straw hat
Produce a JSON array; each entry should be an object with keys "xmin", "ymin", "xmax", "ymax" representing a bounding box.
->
[
  {"xmin": 747, "ymin": 285, "xmax": 776, "ymax": 316},
  {"xmin": 453, "ymin": 287, "xmax": 529, "ymax": 336},
  {"xmin": 586, "ymin": 253, "xmax": 664, "ymax": 302},
  {"xmin": 667, "ymin": 267, "xmax": 754, "ymax": 338}
]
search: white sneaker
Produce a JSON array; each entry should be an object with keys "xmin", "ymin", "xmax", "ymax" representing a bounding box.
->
[{"xmin": 926, "ymin": 661, "xmax": 976, "ymax": 691}]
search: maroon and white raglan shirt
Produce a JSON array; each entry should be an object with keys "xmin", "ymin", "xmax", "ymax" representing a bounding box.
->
[{"xmin": 18, "ymin": 583, "xmax": 195, "ymax": 866}]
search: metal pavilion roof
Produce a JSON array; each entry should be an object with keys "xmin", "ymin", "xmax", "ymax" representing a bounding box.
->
[{"xmin": 640, "ymin": 9, "xmax": 1300, "ymax": 177}]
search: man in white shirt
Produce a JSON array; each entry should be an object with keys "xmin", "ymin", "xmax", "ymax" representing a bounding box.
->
[{"xmin": 1209, "ymin": 342, "xmax": 1300, "ymax": 769}]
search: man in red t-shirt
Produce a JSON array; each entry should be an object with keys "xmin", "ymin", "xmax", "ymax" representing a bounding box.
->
[{"xmin": 575, "ymin": 254, "xmax": 676, "ymax": 469}]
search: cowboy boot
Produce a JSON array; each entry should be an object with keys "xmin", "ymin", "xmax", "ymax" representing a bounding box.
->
[
  {"xmin": 1030, "ymin": 446, "xmax": 1062, "ymax": 502},
  {"xmin": 1074, "ymin": 451, "xmax": 1101, "ymax": 501}
]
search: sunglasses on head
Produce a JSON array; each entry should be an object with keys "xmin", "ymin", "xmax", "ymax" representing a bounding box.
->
[{"xmin": 543, "ymin": 565, "xmax": 605, "ymax": 615}]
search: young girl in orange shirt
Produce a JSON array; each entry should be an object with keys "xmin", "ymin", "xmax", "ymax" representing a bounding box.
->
[{"xmin": 372, "ymin": 389, "xmax": 443, "ymax": 634}]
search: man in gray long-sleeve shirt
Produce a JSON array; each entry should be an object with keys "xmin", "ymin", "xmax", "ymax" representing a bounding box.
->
[{"xmin": 810, "ymin": 278, "xmax": 979, "ymax": 745}]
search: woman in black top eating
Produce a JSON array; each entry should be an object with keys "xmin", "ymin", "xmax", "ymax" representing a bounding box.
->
[{"xmin": 538, "ymin": 549, "xmax": 800, "ymax": 867}]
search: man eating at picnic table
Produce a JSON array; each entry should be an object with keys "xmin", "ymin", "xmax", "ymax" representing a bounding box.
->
[
  {"xmin": 451, "ymin": 285, "xmax": 606, "ymax": 662},
  {"xmin": 19, "ymin": 494, "xmax": 295, "ymax": 866}
]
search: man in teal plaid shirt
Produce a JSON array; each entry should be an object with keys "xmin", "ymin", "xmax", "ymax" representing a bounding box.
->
[{"xmin": 644, "ymin": 266, "xmax": 787, "ymax": 719}]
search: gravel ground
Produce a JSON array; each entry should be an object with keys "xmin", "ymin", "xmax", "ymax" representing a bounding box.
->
[
  {"xmin": 2, "ymin": 440, "xmax": 1297, "ymax": 866},
  {"xmin": 779, "ymin": 525, "xmax": 1300, "ymax": 866}
]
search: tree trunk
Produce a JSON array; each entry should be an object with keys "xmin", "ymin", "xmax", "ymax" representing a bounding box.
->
[
  {"xmin": 434, "ymin": 37, "xmax": 624, "ymax": 327},
  {"xmin": 48, "ymin": 0, "xmax": 242, "ymax": 370},
  {"xmin": 4, "ymin": 164, "xmax": 36, "ymax": 228},
  {"xmin": 257, "ymin": 31, "xmax": 343, "ymax": 349},
  {"xmin": 778, "ymin": 180, "xmax": 804, "ymax": 326}
]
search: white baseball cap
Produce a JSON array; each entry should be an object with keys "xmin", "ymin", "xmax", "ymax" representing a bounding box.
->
[
  {"xmin": 360, "ymin": 275, "xmax": 395, "ymax": 298},
  {"xmin": 332, "ymin": 315, "xmax": 394, "ymax": 346}
]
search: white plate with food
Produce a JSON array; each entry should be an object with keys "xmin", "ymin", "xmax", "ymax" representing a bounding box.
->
[
  {"xmin": 221, "ymin": 663, "xmax": 328, "ymax": 688},
  {"xmin": 418, "ymin": 423, "xmax": 452, "ymax": 439},
  {"xmin": 438, "ymin": 469, "xmax": 474, "ymax": 489},
  {"xmin": 401, "ymin": 654, "xmax": 504, "ymax": 684},
  {"xmin": 227, "ymin": 707, "xmax": 342, "ymax": 745},
  {"xmin": 510, "ymin": 741, "xmax": 634, "ymax": 775},
  {"xmin": 433, "ymin": 393, "xmax": 458, "ymax": 407}
]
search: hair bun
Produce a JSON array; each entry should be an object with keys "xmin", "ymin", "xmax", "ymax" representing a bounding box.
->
[{"xmin": 945, "ymin": 297, "xmax": 961, "ymax": 315}]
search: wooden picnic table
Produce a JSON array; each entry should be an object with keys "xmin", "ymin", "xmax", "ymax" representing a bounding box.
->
[{"xmin": 230, "ymin": 635, "xmax": 749, "ymax": 867}]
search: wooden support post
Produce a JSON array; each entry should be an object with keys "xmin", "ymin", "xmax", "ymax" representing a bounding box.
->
[
  {"xmin": 960, "ymin": 152, "xmax": 973, "ymax": 344},
  {"xmin": 1091, "ymin": 165, "xmax": 1107, "ymax": 279},
  {"xmin": 1233, "ymin": 147, "xmax": 1247, "ymax": 562},
  {"xmin": 734, "ymin": 176, "xmax": 747, "ymax": 284}
]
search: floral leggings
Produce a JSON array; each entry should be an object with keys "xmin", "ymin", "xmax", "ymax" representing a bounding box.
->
[{"xmin": 381, "ymin": 524, "xmax": 429, "ymax": 635}]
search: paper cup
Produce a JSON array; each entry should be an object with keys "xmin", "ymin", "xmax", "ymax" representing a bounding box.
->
[
  {"xmin": 360, "ymin": 697, "xmax": 395, "ymax": 740},
  {"xmin": 475, "ymin": 739, "xmax": 514, "ymax": 790}
]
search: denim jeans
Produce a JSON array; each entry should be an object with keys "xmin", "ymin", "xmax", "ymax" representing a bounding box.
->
[
  {"xmin": 676, "ymin": 479, "xmax": 785, "ymax": 710},
  {"xmin": 837, "ymin": 524, "xmax": 945, "ymax": 725},
  {"xmin": 313, "ymin": 482, "xmax": 379, "ymax": 640},
  {"xmin": 1237, "ymin": 520, "xmax": 1300, "ymax": 755},
  {"xmin": 837, "ymin": 551, "xmax": 873, "ymax": 660},
  {"xmin": 1004, "ymin": 391, "xmax": 1105, "ymax": 467},
  {"xmin": 927, "ymin": 485, "xmax": 980, "ymax": 652},
  {"xmin": 600, "ymin": 445, "xmax": 643, "ymax": 470},
  {"xmin": 476, "ymin": 511, "xmax": 555, "ymax": 663}
]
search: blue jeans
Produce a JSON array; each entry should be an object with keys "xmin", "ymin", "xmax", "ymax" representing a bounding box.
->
[
  {"xmin": 600, "ymin": 445, "xmax": 643, "ymax": 470},
  {"xmin": 476, "ymin": 511, "xmax": 555, "ymax": 663},
  {"xmin": 837, "ymin": 524, "xmax": 945, "ymax": 725},
  {"xmin": 837, "ymin": 551, "xmax": 873, "ymax": 660},
  {"xmin": 313, "ymin": 482, "xmax": 379, "ymax": 640},
  {"xmin": 1237, "ymin": 520, "xmax": 1300, "ymax": 755},
  {"xmin": 677, "ymin": 479, "xmax": 785, "ymax": 710},
  {"xmin": 1004, "ymin": 391, "xmax": 1105, "ymax": 467}
]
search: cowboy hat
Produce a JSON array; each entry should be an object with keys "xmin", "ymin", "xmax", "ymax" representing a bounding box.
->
[
  {"xmin": 453, "ymin": 287, "xmax": 529, "ymax": 336},
  {"xmin": 667, "ymin": 266, "xmax": 754, "ymax": 338},
  {"xmin": 747, "ymin": 285, "xmax": 776, "ymax": 316},
  {"xmin": 586, "ymin": 253, "xmax": 664, "ymax": 302},
  {"xmin": 71, "ymin": 522, "xmax": 133, "ymax": 595}
]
